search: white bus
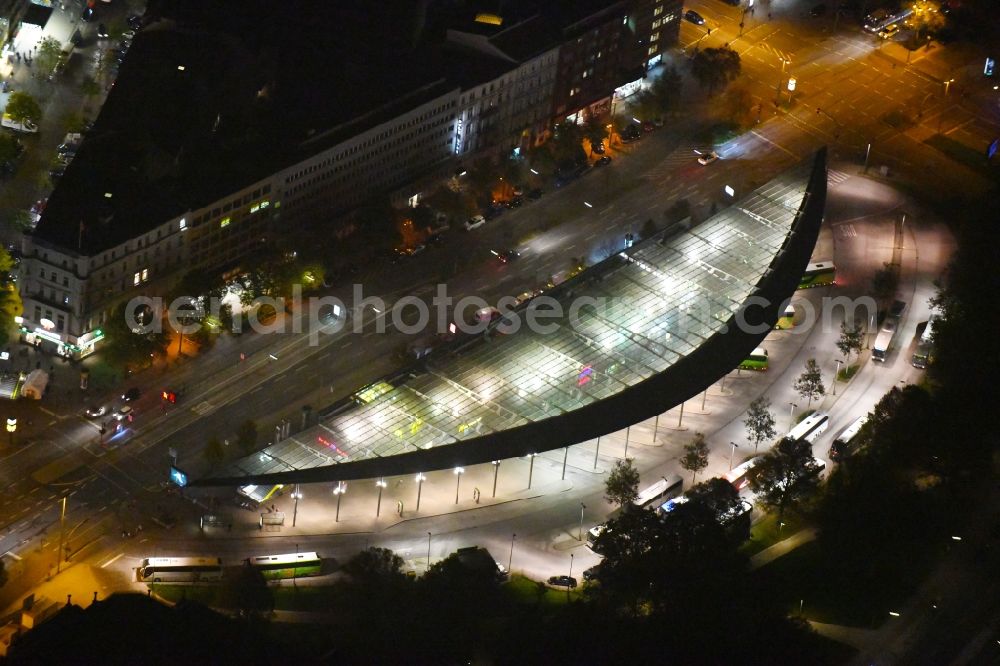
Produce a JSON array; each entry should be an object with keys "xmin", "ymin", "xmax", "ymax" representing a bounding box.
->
[
  {"xmin": 136, "ymin": 557, "xmax": 224, "ymax": 583},
  {"xmin": 249, "ymin": 552, "xmax": 322, "ymax": 580},
  {"xmin": 725, "ymin": 456, "xmax": 763, "ymax": 492},
  {"xmin": 911, "ymin": 314, "xmax": 938, "ymax": 369},
  {"xmin": 829, "ymin": 415, "xmax": 869, "ymax": 461},
  {"xmin": 864, "ymin": 7, "xmax": 911, "ymax": 32},
  {"xmin": 634, "ymin": 474, "xmax": 684, "ymax": 510},
  {"xmin": 787, "ymin": 411, "xmax": 830, "ymax": 443}
]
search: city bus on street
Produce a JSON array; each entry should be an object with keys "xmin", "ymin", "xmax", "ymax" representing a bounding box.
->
[
  {"xmin": 634, "ymin": 475, "xmax": 684, "ymax": 510},
  {"xmin": 136, "ymin": 557, "xmax": 223, "ymax": 583},
  {"xmin": 738, "ymin": 347, "xmax": 769, "ymax": 371},
  {"xmin": 873, "ymin": 300, "xmax": 907, "ymax": 362},
  {"xmin": 787, "ymin": 411, "xmax": 831, "ymax": 443},
  {"xmin": 829, "ymin": 414, "xmax": 869, "ymax": 461},
  {"xmin": 798, "ymin": 261, "xmax": 836, "ymax": 289},
  {"xmin": 725, "ymin": 456, "xmax": 763, "ymax": 493},
  {"xmin": 864, "ymin": 7, "xmax": 912, "ymax": 32},
  {"xmin": 248, "ymin": 552, "xmax": 323, "ymax": 580}
]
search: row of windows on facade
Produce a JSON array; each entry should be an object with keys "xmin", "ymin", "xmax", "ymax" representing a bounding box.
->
[
  {"xmin": 33, "ymin": 307, "xmax": 65, "ymax": 333},
  {"xmin": 286, "ymin": 134, "xmax": 453, "ymax": 200},
  {"xmin": 287, "ymin": 120, "xmax": 454, "ymax": 186},
  {"xmin": 190, "ymin": 185, "xmax": 272, "ymax": 228}
]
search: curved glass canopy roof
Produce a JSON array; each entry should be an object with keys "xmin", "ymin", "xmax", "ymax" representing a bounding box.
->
[{"xmin": 212, "ymin": 155, "xmax": 824, "ymax": 483}]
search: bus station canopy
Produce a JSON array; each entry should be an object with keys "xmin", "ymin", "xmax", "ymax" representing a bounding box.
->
[{"xmin": 206, "ymin": 151, "xmax": 827, "ymax": 485}]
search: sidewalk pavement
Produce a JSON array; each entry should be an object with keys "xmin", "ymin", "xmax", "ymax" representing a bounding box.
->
[{"xmin": 749, "ymin": 527, "xmax": 818, "ymax": 570}]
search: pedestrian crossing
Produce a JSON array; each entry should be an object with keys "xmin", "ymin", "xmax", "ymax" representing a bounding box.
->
[
  {"xmin": 827, "ymin": 169, "xmax": 850, "ymax": 185},
  {"xmin": 646, "ymin": 142, "xmax": 702, "ymax": 179}
]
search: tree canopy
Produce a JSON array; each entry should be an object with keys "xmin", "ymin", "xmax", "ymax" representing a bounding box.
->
[
  {"xmin": 5, "ymin": 92, "xmax": 42, "ymax": 124},
  {"xmin": 690, "ymin": 47, "xmax": 741, "ymax": 95},
  {"xmin": 793, "ymin": 358, "xmax": 825, "ymax": 408},
  {"xmin": 604, "ymin": 458, "xmax": 640, "ymax": 507},
  {"xmin": 744, "ymin": 395, "xmax": 777, "ymax": 453},
  {"xmin": 748, "ymin": 437, "xmax": 821, "ymax": 521},
  {"xmin": 680, "ymin": 432, "xmax": 710, "ymax": 483}
]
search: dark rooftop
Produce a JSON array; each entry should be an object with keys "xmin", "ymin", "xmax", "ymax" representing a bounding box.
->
[{"xmin": 34, "ymin": 0, "xmax": 454, "ymax": 255}]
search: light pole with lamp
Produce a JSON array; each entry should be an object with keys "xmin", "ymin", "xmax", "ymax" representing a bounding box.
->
[
  {"xmin": 375, "ymin": 478, "xmax": 387, "ymax": 517},
  {"xmin": 491, "ymin": 461, "xmax": 500, "ymax": 497},
  {"xmin": 568, "ymin": 553, "xmax": 575, "ymax": 600},
  {"xmin": 426, "ymin": 532, "xmax": 432, "ymax": 572},
  {"xmin": 453, "ymin": 467, "xmax": 464, "ymax": 504},
  {"xmin": 415, "ymin": 473, "xmax": 426, "ymax": 512},
  {"xmin": 789, "ymin": 402, "xmax": 798, "ymax": 427},
  {"xmin": 775, "ymin": 58, "xmax": 790, "ymax": 106},
  {"xmin": 729, "ymin": 442, "xmax": 739, "ymax": 471},
  {"xmin": 508, "ymin": 533, "xmax": 516, "ymax": 572},
  {"xmin": 291, "ymin": 484, "xmax": 302, "ymax": 527},
  {"xmin": 579, "ymin": 503, "xmax": 586, "ymax": 541},
  {"xmin": 833, "ymin": 360, "xmax": 844, "ymax": 395},
  {"xmin": 333, "ymin": 481, "xmax": 346, "ymax": 522},
  {"xmin": 527, "ymin": 453, "xmax": 537, "ymax": 489}
]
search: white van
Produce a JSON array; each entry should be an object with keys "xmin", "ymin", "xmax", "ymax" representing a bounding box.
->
[{"xmin": 464, "ymin": 215, "xmax": 485, "ymax": 231}]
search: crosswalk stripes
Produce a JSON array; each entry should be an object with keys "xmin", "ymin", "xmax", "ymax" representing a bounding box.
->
[
  {"xmin": 827, "ymin": 169, "xmax": 850, "ymax": 185},
  {"xmin": 647, "ymin": 142, "xmax": 701, "ymax": 177},
  {"xmin": 756, "ymin": 42, "xmax": 792, "ymax": 63}
]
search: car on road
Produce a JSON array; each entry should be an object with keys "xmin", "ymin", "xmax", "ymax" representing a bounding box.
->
[
  {"xmin": 620, "ymin": 125, "xmax": 641, "ymax": 142},
  {"xmin": 127, "ymin": 14, "xmax": 143, "ymax": 30},
  {"xmin": 697, "ymin": 150, "xmax": 720, "ymax": 165},
  {"xmin": 464, "ymin": 214, "xmax": 486, "ymax": 231},
  {"xmin": 591, "ymin": 140, "xmax": 605, "ymax": 154},
  {"xmin": 877, "ymin": 23, "xmax": 899, "ymax": 39},
  {"xmin": 548, "ymin": 575, "xmax": 578, "ymax": 588},
  {"xmin": 396, "ymin": 244, "xmax": 426, "ymax": 258},
  {"xmin": 596, "ymin": 156, "xmax": 613, "ymax": 167},
  {"xmin": 115, "ymin": 405, "xmax": 133, "ymax": 421},
  {"xmin": 85, "ymin": 405, "xmax": 107, "ymax": 418},
  {"xmin": 122, "ymin": 387, "xmax": 141, "ymax": 402},
  {"xmin": 81, "ymin": 5, "xmax": 95, "ymax": 21},
  {"xmin": 684, "ymin": 9, "xmax": 706, "ymax": 24},
  {"xmin": 582, "ymin": 565, "xmax": 599, "ymax": 581},
  {"xmin": 49, "ymin": 166, "xmax": 65, "ymax": 181},
  {"xmin": 97, "ymin": 23, "xmax": 109, "ymax": 39},
  {"xmin": 494, "ymin": 249, "xmax": 520, "ymax": 264},
  {"xmin": 514, "ymin": 289, "xmax": 542, "ymax": 305},
  {"xmin": 642, "ymin": 120, "xmax": 655, "ymax": 133},
  {"xmin": 504, "ymin": 196, "xmax": 523, "ymax": 208}
]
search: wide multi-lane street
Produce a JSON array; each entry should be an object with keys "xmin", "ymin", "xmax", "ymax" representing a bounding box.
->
[{"xmin": 1, "ymin": 0, "xmax": 993, "ymax": 640}]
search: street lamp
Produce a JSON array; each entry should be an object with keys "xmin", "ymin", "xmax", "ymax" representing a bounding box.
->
[
  {"xmin": 6, "ymin": 418, "xmax": 15, "ymax": 448},
  {"xmin": 579, "ymin": 503, "xmax": 586, "ymax": 541},
  {"xmin": 333, "ymin": 481, "xmax": 346, "ymax": 522},
  {"xmin": 415, "ymin": 473, "xmax": 426, "ymax": 512},
  {"xmin": 491, "ymin": 460, "xmax": 501, "ymax": 497},
  {"xmin": 427, "ymin": 532, "xmax": 432, "ymax": 572},
  {"xmin": 833, "ymin": 359, "xmax": 844, "ymax": 395},
  {"xmin": 453, "ymin": 466, "xmax": 464, "ymax": 505},
  {"xmin": 291, "ymin": 485, "xmax": 302, "ymax": 527},
  {"xmin": 508, "ymin": 532, "xmax": 516, "ymax": 572},
  {"xmin": 775, "ymin": 57, "xmax": 790, "ymax": 106},
  {"xmin": 943, "ymin": 78, "xmax": 954, "ymax": 96},
  {"xmin": 375, "ymin": 478, "xmax": 387, "ymax": 518},
  {"xmin": 568, "ymin": 553, "xmax": 575, "ymax": 600},
  {"xmin": 789, "ymin": 402, "xmax": 798, "ymax": 423},
  {"xmin": 729, "ymin": 442, "xmax": 739, "ymax": 471},
  {"xmin": 527, "ymin": 453, "xmax": 538, "ymax": 489}
]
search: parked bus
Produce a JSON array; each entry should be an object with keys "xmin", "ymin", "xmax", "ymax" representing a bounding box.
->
[
  {"xmin": 787, "ymin": 411, "xmax": 831, "ymax": 443},
  {"xmin": 911, "ymin": 314, "xmax": 937, "ymax": 369},
  {"xmin": 248, "ymin": 552, "xmax": 322, "ymax": 580},
  {"xmin": 873, "ymin": 300, "xmax": 907, "ymax": 362},
  {"xmin": 725, "ymin": 456, "xmax": 763, "ymax": 493},
  {"xmin": 136, "ymin": 557, "xmax": 223, "ymax": 583},
  {"xmin": 634, "ymin": 474, "xmax": 684, "ymax": 510},
  {"xmin": 829, "ymin": 415, "xmax": 869, "ymax": 461},
  {"xmin": 738, "ymin": 347, "xmax": 769, "ymax": 371},
  {"xmin": 798, "ymin": 261, "xmax": 836, "ymax": 289}
]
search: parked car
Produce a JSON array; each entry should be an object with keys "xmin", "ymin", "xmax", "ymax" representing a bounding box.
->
[
  {"xmin": 697, "ymin": 150, "xmax": 720, "ymax": 165},
  {"xmin": 122, "ymin": 387, "xmax": 141, "ymax": 402},
  {"xmin": 591, "ymin": 140, "xmax": 605, "ymax": 154},
  {"xmin": 505, "ymin": 196, "xmax": 523, "ymax": 208},
  {"xmin": 464, "ymin": 215, "xmax": 486, "ymax": 231},
  {"xmin": 596, "ymin": 156, "xmax": 613, "ymax": 167},
  {"xmin": 527, "ymin": 188, "xmax": 544, "ymax": 200},
  {"xmin": 115, "ymin": 405, "xmax": 133, "ymax": 421},
  {"xmin": 642, "ymin": 120, "xmax": 655, "ymax": 133},
  {"xmin": 878, "ymin": 23, "xmax": 899, "ymax": 39},
  {"xmin": 85, "ymin": 405, "xmax": 108, "ymax": 418},
  {"xmin": 548, "ymin": 575, "xmax": 578, "ymax": 588},
  {"xmin": 684, "ymin": 9, "xmax": 706, "ymax": 25},
  {"xmin": 97, "ymin": 23, "xmax": 109, "ymax": 39},
  {"xmin": 582, "ymin": 565, "xmax": 599, "ymax": 581},
  {"xmin": 495, "ymin": 249, "xmax": 520, "ymax": 264}
]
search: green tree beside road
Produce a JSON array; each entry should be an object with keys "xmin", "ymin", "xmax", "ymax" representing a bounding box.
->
[
  {"xmin": 680, "ymin": 432, "xmax": 710, "ymax": 483},
  {"xmin": 604, "ymin": 458, "xmax": 640, "ymax": 508},
  {"xmin": 748, "ymin": 437, "xmax": 821, "ymax": 523},
  {"xmin": 793, "ymin": 358, "xmax": 825, "ymax": 409},
  {"xmin": 744, "ymin": 395, "xmax": 777, "ymax": 453},
  {"xmin": 101, "ymin": 301, "xmax": 167, "ymax": 371},
  {"xmin": 5, "ymin": 92, "xmax": 42, "ymax": 124},
  {"xmin": 690, "ymin": 47, "xmax": 741, "ymax": 95},
  {"xmin": 35, "ymin": 37, "xmax": 63, "ymax": 79},
  {"xmin": 836, "ymin": 320, "xmax": 865, "ymax": 367}
]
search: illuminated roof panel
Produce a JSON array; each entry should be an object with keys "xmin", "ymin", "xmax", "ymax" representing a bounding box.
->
[{"xmin": 219, "ymin": 158, "xmax": 821, "ymax": 480}]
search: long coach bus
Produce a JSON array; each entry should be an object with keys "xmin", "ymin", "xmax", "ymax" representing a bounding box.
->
[
  {"xmin": 248, "ymin": 552, "xmax": 323, "ymax": 580},
  {"xmin": 911, "ymin": 314, "xmax": 938, "ymax": 369},
  {"xmin": 136, "ymin": 557, "xmax": 224, "ymax": 583},
  {"xmin": 829, "ymin": 415, "xmax": 869, "ymax": 461},
  {"xmin": 798, "ymin": 262, "xmax": 836, "ymax": 289},
  {"xmin": 864, "ymin": 7, "xmax": 912, "ymax": 32},
  {"xmin": 634, "ymin": 475, "xmax": 684, "ymax": 510},
  {"xmin": 873, "ymin": 300, "xmax": 907, "ymax": 362},
  {"xmin": 787, "ymin": 411, "xmax": 831, "ymax": 443}
]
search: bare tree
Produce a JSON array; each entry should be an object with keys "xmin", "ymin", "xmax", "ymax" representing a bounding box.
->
[
  {"xmin": 744, "ymin": 396, "xmax": 777, "ymax": 453},
  {"xmin": 793, "ymin": 359, "xmax": 826, "ymax": 409}
]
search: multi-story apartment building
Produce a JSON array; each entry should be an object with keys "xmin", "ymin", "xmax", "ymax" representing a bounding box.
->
[{"xmin": 16, "ymin": 0, "xmax": 682, "ymax": 359}]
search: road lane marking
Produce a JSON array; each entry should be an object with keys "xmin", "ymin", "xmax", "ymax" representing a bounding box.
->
[{"xmin": 101, "ymin": 552, "xmax": 124, "ymax": 568}]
